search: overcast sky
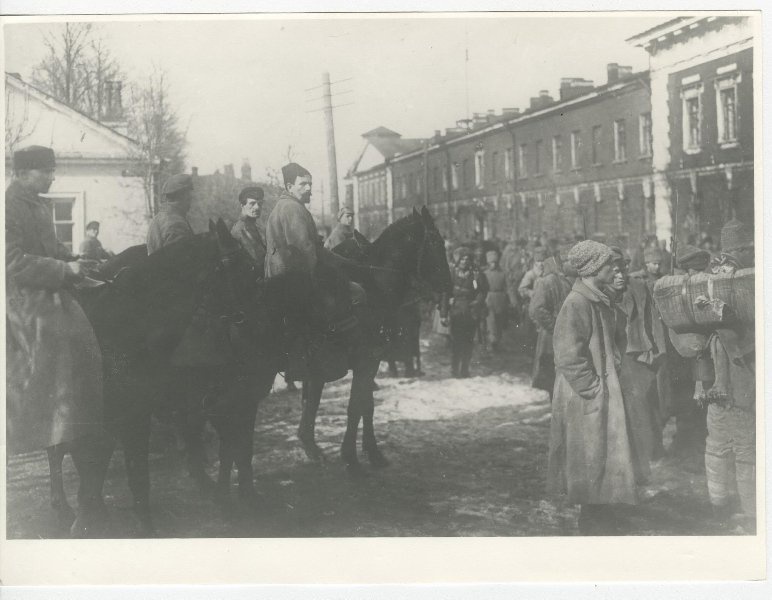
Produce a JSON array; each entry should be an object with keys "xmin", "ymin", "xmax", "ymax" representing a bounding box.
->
[{"xmin": 4, "ymin": 14, "xmax": 665, "ymax": 209}]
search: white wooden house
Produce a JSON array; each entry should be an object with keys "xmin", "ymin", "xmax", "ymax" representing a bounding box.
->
[{"xmin": 5, "ymin": 72, "xmax": 150, "ymax": 254}]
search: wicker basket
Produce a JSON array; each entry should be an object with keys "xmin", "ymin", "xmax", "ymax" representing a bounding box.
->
[{"xmin": 652, "ymin": 268, "xmax": 755, "ymax": 334}]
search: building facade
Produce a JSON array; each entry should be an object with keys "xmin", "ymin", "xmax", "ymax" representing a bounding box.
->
[
  {"xmin": 346, "ymin": 66, "xmax": 655, "ymax": 251},
  {"xmin": 5, "ymin": 72, "xmax": 148, "ymax": 254},
  {"xmin": 628, "ymin": 16, "xmax": 755, "ymax": 245}
]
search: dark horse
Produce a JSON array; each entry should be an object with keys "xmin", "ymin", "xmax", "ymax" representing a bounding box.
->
[
  {"xmin": 297, "ymin": 206, "xmax": 452, "ymax": 473},
  {"xmin": 47, "ymin": 219, "xmax": 278, "ymax": 536}
]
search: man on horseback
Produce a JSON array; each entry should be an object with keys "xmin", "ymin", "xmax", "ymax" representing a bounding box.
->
[
  {"xmin": 147, "ymin": 173, "xmax": 195, "ymax": 255},
  {"xmin": 6, "ymin": 145, "xmax": 110, "ymax": 534},
  {"xmin": 265, "ymin": 162, "xmax": 365, "ymax": 381},
  {"xmin": 231, "ymin": 185, "xmax": 267, "ymax": 278}
]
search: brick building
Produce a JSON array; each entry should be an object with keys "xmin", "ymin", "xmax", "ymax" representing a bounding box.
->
[
  {"xmin": 628, "ymin": 16, "xmax": 755, "ymax": 246},
  {"xmin": 346, "ymin": 65, "xmax": 655, "ymax": 251}
]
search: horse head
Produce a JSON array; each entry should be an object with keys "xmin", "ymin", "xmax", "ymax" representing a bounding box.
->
[{"xmin": 417, "ymin": 206, "xmax": 452, "ymax": 296}]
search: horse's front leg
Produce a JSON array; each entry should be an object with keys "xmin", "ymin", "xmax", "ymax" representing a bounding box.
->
[
  {"xmin": 120, "ymin": 412, "xmax": 156, "ymax": 537},
  {"xmin": 69, "ymin": 432, "xmax": 114, "ymax": 538},
  {"xmin": 47, "ymin": 443, "xmax": 74, "ymax": 529},
  {"xmin": 360, "ymin": 358, "xmax": 389, "ymax": 468},
  {"xmin": 297, "ymin": 377, "xmax": 326, "ymax": 461},
  {"xmin": 342, "ymin": 363, "xmax": 378, "ymax": 476}
]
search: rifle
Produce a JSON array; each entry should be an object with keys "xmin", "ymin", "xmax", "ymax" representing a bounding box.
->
[{"xmin": 671, "ymin": 186, "xmax": 679, "ymax": 274}]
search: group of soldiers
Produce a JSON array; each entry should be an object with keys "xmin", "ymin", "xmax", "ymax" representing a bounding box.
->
[
  {"xmin": 437, "ymin": 217, "xmax": 755, "ymax": 535},
  {"xmin": 5, "ymin": 141, "xmax": 757, "ymax": 537}
]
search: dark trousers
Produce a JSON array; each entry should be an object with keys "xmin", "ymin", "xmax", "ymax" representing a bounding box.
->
[{"xmin": 450, "ymin": 313, "xmax": 476, "ymax": 377}]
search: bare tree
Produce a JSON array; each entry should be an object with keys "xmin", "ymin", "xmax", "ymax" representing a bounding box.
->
[
  {"xmin": 5, "ymin": 81, "xmax": 40, "ymax": 155},
  {"xmin": 124, "ymin": 68, "xmax": 187, "ymax": 215},
  {"xmin": 31, "ymin": 23, "xmax": 122, "ymax": 119}
]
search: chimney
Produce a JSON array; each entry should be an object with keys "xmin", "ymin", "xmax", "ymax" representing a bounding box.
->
[
  {"xmin": 559, "ymin": 77, "xmax": 595, "ymax": 101},
  {"xmin": 104, "ymin": 80, "xmax": 124, "ymax": 120},
  {"xmin": 472, "ymin": 112, "xmax": 487, "ymax": 127},
  {"xmin": 224, "ymin": 164, "xmax": 235, "ymax": 179},
  {"xmin": 191, "ymin": 167, "xmax": 199, "ymax": 177},
  {"xmin": 446, "ymin": 126, "xmax": 466, "ymax": 136},
  {"xmin": 529, "ymin": 91, "xmax": 554, "ymax": 111},
  {"xmin": 617, "ymin": 65, "xmax": 633, "ymax": 80},
  {"xmin": 241, "ymin": 160, "xmax": 252, "ymax": 181},
  {"xmin": 502, "ymin": 107, "xmax": 520, "ymax": 117}
]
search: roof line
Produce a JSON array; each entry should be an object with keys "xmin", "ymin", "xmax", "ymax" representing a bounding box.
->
[
  {"xmin": 626, "ymin": 16, "xmax": 705, "ymax": 45},
  {"xmin": 388, "ymin": 73, "xmax": 649, "ymax": 164},
  {"xmin": 5, "ymin": 72, "xmax": 142, "ymax": 151}
]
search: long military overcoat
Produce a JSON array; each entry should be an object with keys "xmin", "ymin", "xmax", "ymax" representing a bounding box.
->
[
  {"xmin": 547, "ymin": 280, "xmax": 637, "ymax": 505},
  {"xmin": 5, "ymin": 180, "xmax": 104, "ymax": 454}
]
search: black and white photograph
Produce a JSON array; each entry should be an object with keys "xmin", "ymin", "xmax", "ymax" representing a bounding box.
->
[{"xmin": 1, "ymin": 6, "xmax": 765, "ymax": 588}]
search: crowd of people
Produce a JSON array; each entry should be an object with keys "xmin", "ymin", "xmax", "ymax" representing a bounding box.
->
[
  {"xmin": 431, "ymin": 221, "xmax": 755, "ymax": 535},
  {"xmin": 5, "ymin": 142, "xmax": 756, "ymax": 537}
]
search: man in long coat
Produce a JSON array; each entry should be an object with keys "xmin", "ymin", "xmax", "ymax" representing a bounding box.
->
[
  {"xmin": 6, "ymin": 145, "xmax": 109, "ymax": 525},
  {"xmin": 230, "ymin": 185, "xmax": 267, "ymax": 277},
  {"xmin": 483, "ymin": 249, "xmax": 508, "ymax": 352},
  {"xmin": 547, "ymin": 240, "xmax": 637, "ymax": 535},
  {"xmin": 146, "ymin": 174, "xmax": 195, "ymax": 255},
  {"xmin": 529, "ymin": 254, "xmax": 573, "ymax": 398},
  {"xmin": 449, "ymin": 247, "xmax": 488, "ymax": 378},
  {"xmin": 607, "ymin": 246, "xmax": 664, "ymax": 485}
]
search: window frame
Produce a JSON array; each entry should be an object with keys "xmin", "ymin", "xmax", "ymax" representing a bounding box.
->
[
  {"xmin": 43, "ymin": 191, "xmax": 85, "ymax": 254},
  {"xmin": 552, "ymin": 135, "xmax": 563, "ymax": 173},
  {"xmin": 613, "ymin": 118, "xmax": 627, "ymax": 163},
  {"xmin": 518, "ymin": 143, "xmax": 528, "ymax": 179},
  {"xmin": 638, "ymin": 112, "xmax": 653, "ymax": 158},
  {"xmin": 680, "ymin": 82, "xmax": 704, "ymax": 154},
  {"xmin": 570, "ymin": 130, "xmax": 581, "ymax": 170},
  {"xmin": 715, "ymin": 73, "xmax": 741, "ymax": 147},
  {"xmin": 591, "ymin": 125, "xmax": 602, "ymax": 166},
  {"xmin": 534, "ymin": 140, "xmax": 543, "ymax": 176},
  {"xmin": 504, "ymin": 147, "xmax": 513, "ymax": 180},
  {"xmin": 474, "ymin": 149, "xmax": 485, "ymax": 189}
]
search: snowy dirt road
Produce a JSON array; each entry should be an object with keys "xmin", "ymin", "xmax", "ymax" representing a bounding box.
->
[{"xmin": 6, "ymin": 323, "xmax": 732, "ymax": 538}]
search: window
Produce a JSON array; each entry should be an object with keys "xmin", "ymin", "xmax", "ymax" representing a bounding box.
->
[
  {"xmin": 534, "ymin": 140, "xmax": 542, "ymax": 175},
  {"xmin": 491, "ymin": 151, "xmax": 498, "ymax": 181},
  {"xmin": 416, "ymin": 171, "xmax": 422, "ymax": 195},
  {"xmin": 451, "ymin": 163, "xmax": 459, "ymax": 190},
  {"xmin": 552, "ymin": 135, "xmax": 563, "ymax": 172},
  {"xmin": 639, "ymin": 112, "xmax": 653, "ymax": 157},
  {"xmin": 462, "ymin": 158, "xmax": 470, "ymax": 189},
  {"xmin": 401, "ymin": 175, "xmax": 408, "ymax": 198},
  {"xmin": 681, "ymin": 84, "xmax": 703, "ymax": 152},
  {"xmin": 518, "ymin": 144, "xmax": 528, "ymax": 178},
  {"xmin": 591, "ymin": 126, "xmax": 602, "ymax": 164},
  {"xmin": 613, "ymin": 119, "xmax": 627, "ymax": 162},
  {"xmin": 53, "ymin": 198, "xmax": 75, "ymax": 252},
  {"xmin": 474, "ymin": 149, "xmax": 485, "ymax": 188},
  {"xmin": 504, "ymin": 147, "xmax": 513, "ymax": 179},
  {"xmin": 570, "ymin": 130, "xmax": 581, "ymax": 169},
  {"xmin": 716, "ymin": 75, "xmax": 739, "ymax": 144}
]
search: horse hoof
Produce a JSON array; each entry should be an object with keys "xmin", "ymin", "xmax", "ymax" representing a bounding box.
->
[
  {"xmin": 299, "ymin": 440, "xmax": 326, "ymax": 463},
  {"xmin": 364, "ymin": 448, "xmax": 389, "ymax": 469}
]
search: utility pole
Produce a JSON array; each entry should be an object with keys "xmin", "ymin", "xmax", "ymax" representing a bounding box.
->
[{"xmin": 322, "ymin": 72, "xmax": 340, "ymax": 217}]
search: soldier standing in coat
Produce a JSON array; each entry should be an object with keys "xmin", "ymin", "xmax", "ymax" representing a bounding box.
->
[
  {"xmin": 547, "ymin": 240, "xmax": 637, "ymax": 535},
  {"xmin": 518, "ymin": 245, "xmax": 546, "ymax": 348},
  {"xmin": 230, "ymin": 185, "xmax": 267, "ymax": 278},
  {"xmin": 449, "ymin": 247, "xmax": 488, "ymax": 378},
  {"xmin": 6, "ymin": 145, "xmax": 110, "ymax": 534},
  {"xmin": 701, "ymin": 219, "xmax": 755, "ymax": 531},
  {"xmin": 146, "ymin": 174, "xmax": 195, "ymax": 255},
  {"xmin": 483, "ymin": 249, "xmax": 508, "ymax": 352},
  {"xmin": 529, "ymin": 254, "xmax": 573, "ymax": 399}
]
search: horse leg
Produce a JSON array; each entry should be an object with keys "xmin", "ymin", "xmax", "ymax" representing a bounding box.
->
[
  {"xmin": 360, "ymin": 359, "xmax": 389, "ymax": 468},
  {"xmin": 69, "ymin": 432, "xmax": 114, "ymax": 538},
  {"xmin": 297, "ymin": 377, "xmax": 326, "ymax": 461},
  {"xmin": 235, "ymin": 396, "xmax": 259, "ymax": 503},
  {"xmin": 181, "ymin": 379, "xmax": 216, "ymax": 492},
  {"xmin": 47, "ymin": 443, "xmax": 75, "ymax": 529},
  {"xmin": 341, "ymin": 371, "xmax": 368, "ymax": 476},
  {"xmin": 214, "ymin": 423, "xmax": 235, "ymax": 507},
  {"xmin": 120, "ymin": 414, "xmax": 156, "ymax": 537}
]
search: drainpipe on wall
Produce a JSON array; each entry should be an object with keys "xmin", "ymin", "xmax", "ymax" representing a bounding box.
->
[
  {"xmin": 422, "ymin": 140, "xmax": 429, "ymax": 207},
  {"xmin": 506, "ymin": 124, "xmax": 519, "ymax": 241}
]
